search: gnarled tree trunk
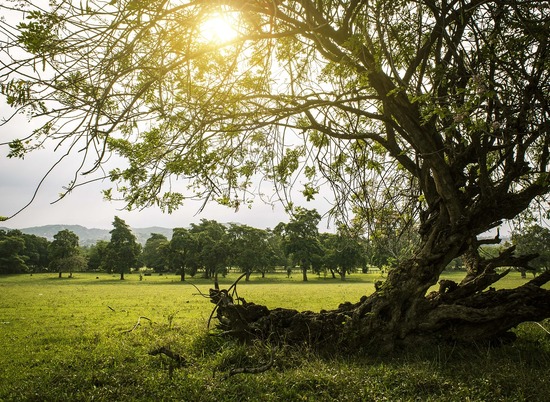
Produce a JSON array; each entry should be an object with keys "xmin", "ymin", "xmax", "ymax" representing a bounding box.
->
[{"xmin": 210, "ymin": 214, "xmax": 550, "ymax": 351}]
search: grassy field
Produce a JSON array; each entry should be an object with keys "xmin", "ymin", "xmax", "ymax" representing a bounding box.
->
[{"xmin": 1, "ymin": 271, "xmax": 549, "ymax": 401}]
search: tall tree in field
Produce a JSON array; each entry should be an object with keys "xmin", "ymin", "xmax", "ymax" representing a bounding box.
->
[
  {"xmin": 141, "ymin": 233, "xmax": 170, "ymax": 272},
  {"xmin": 169, "ymin": 228, "xmax": 199, "ymax": 281},
  {"xmin": 321, "ymin": 231, "xmax": 365, "ymax": 281},
  {"xmin": 227, "ymin": 224, "xmax": 275, "ymax": 281},
  {"xmin": 20, "ymin": 233, "xmax": 50, "ymax": 272},
  {"xmin": 190, "ymin": 219, "xmax": 228, "ymax": 279},
  {"xmin": 49, "ymin": 229, "xmax": 81, "ymax": 278},
  {"xmin": 277, "ymin": 208, "xmax": 323, "ymax": 282},
  {"xmin": 87, "ymin": 240, "xmax": 109, "ymax": 272},
  {"xmin": 1, "ymin": 1, "xmax": 549, "ymax": 349},
  {"xmin": 106, "ymin": 216, "xmax": 141, "ymax": 280}
]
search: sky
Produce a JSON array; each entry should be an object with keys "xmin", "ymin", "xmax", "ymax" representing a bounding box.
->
[
  {"xmin": 0, "ymin": 110, "xmax": 332, "ymax": 230},
  {"xmin": 0, "ymin": 159, "xmax": 331, "ymax": 231},
  {"xmin": 0, "ymin": 135, "xmax": 333, "ymax": 231}
]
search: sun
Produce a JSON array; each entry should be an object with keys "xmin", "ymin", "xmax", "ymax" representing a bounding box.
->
[{"xmin": 200, "ymin": 14, "xmax": 239, "ymax": 44}]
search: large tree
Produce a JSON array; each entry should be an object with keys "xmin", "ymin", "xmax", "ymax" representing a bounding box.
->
[
  {"xmin": 0, "ymin": 230, "xmax": 28, "ymax": 274},
  {"xmin": 189, "ymin": 219, "xmax": 229, "ymax": 279},
  {"xmin": 321, "ymin": 230, "xmax": 365, "ymax": 281},
  {"xmin": 1, "ymin": 1, "xmax": 549, "ymax": 349},
  {"xmin": 227, "ymin": 223, "xmax": 276, "ymax": 281}
]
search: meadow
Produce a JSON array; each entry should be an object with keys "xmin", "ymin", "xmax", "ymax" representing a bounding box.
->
[{"xmin": 1, "ymin": 271, "xmax": 549, "ymax": 401}]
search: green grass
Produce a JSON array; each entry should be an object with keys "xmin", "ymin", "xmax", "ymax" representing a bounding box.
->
[{"xmin": 0, "ymin": 272, "xmax": 549, "ymax": 401}]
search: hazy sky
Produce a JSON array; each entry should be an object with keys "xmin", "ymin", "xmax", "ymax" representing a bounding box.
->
[
  {"xmin": 0, "ymin": 142, "xmax": 333, "ymax": 231},
  {"xmin": 0, "ymin": 113, "xmax": 331, "ymax": 230},
  {"xmin": 1, "ymin": 159, "xmax": 332, "ymax": 231}
]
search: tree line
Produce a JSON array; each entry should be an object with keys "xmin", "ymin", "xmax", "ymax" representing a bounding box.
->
[{"xmin": 2, "ymin": 212, "xmax": 548, "ymax": 280}]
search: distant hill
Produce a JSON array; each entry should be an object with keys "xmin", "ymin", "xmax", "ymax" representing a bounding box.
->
[{"xmin": 0, "ymin": 224, "xmax": 175, "ymax": 246}]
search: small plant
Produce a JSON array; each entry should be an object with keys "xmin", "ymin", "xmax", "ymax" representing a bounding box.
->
[{"xmin": 165, "ymin": 310, "xmax": 179, "ymax": 330}]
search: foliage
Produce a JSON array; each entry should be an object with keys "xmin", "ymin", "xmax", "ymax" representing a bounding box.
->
[
  {"xmin": 20, "ymin": 233, "xmax": 50, "ymax": 271},
  {"xmin": 105, "ymin": 216, "xmax": 141, "ymax": 280},
  {"xmin": 168, "ymin": 227, "xmax": 200, "ymax": 281},
  {"xmin": 320, "ymin": 230, "xmax": 365, "ymax": 280},
  {"xmin": 186, "ymin": 219, "xmax": 231, "ymax": 279},
  {"xmin": 86, "ymin": 240, "xmax": 109, "ymax": 272},
  {"xmin": 48, "ymin": 229, "xmax": 81, "ymax": 277},
  {"xmin": 227, "ymin": 224, "xmax": 278, "ymax": 280},
  {"xmin": 513, "ymin": 225, "xmax": 550, "ymax": 273},
  {"xmin": 0, "ymin": 231, "xmax": 27, "ymax": 274},
  {"xmin": 0, "ymin": 229, "xmax": 50, "ymax": 274},
  {"xmin": 276, "ymin": 208, "xmax": 323, "ymax": 282},
  {"xmin": 141, "ymin": 233, "xmax": 170, "ymax": 272}
]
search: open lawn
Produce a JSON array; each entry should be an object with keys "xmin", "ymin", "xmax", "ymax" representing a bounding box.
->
[{"xmin": 1, "ymin": 271, "xmax": 549, "ymax": 401}]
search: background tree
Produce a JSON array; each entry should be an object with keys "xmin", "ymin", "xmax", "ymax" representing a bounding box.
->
[
  {"xmin": 277, "ymin": 208, "xmax": 323, "ymax": 282},
  {"xmin": 321, "ymin": 230, "xmax": 365, "ymax": 281},
  {"xmin": 86, "ymin": 240, "xmax": 109, "ymax": 272},
  {"xmin": 20, "ymin": 233, "xmax": 50, "ymax": 272},
  {"xmin": 0, "ymin": 230, "xmax": 50, "ymax": 274},
  {"xmin": 1, "ymin": 1, "xmax": 549, "ymax": 348},
  {"xmin": 261, "ymin": 229, "xmax": 285, "ymax": 278},
  {"xmin": 169, "ymin": 228, "xmax": 199, "ymax": 281},
  {"xmin": 227, "ymin": 224, "xmax": 275, "ymax": 281},
  {"xmin": 48, "ymin": 229, "xmax": 81, "ymax": 278},
  {"xmin": 141, "ymin": 233, "xmax": 170, "ymax": 273},
  {"xmin": 0, "ymin": 230, "xmax": 28, "ymax": 274},
  {"xmin": 189, "ymin": 219, "xmax": 228, "ymax": 279},
  {"xmin": 105, "ymin": 217, "xmax": 141, "ymax": 280},
  {"xmin": 513, "ymin": 225, "xmax": 550, "ymax": 276}
]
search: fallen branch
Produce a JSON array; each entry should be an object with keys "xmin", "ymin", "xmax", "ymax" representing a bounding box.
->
[
  {"xmin": 148, "ymin": 346, "xmax": 187, "ymax": 367},
  {"xmin": 222, "ymin": 349, "xmax": 275, "ymax": 380},
  {"xmin": 207, "ymin": 272, "xmax": 248, "ymax": 330},
  {"xmin": 121, "ymin": 316, "xmax": 152, "ymax": 333}
]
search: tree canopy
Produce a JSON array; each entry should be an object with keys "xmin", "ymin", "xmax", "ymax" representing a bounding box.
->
[
  {"xmin": 105, "ymin": 216, "xmax": 141, "ymax": 280},
  {"xmin": 48, "ymin": 229, "xmax": 82, "ymax": 277},
  {"xmin": 1, "ymin": 0, "xmax": 549, "ymax": 349}
]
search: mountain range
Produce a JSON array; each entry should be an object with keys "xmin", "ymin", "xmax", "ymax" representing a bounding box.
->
[{"xmin": 0, "ymin": 224, "xmax": 174, "ymax": 246}]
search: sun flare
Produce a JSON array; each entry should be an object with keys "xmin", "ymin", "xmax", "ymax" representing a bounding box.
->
[{"xmin": 200, "ymin": 14, "xmax": 239, "ymax": 44}]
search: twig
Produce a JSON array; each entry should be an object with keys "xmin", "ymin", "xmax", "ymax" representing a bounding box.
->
[
  {"xmin": 187, "ymin": 282, "xmax": 210, "ymax": 298},
  {"xmin": 148, "ymin": 346, "xmax": 187, "ymax": 367},
  {"xmin": 121, "ymin": 316, "xmax": 152, "ymax": 333},
  {"xmin": 223, "ymin": 351, "xmax": 275, "ymax": 379},
  {"xmin": 207, "ymin": 272, "xmax": 249, "ymax": 330},
  {"xmin": 535, "ymin": 322, "xmax": 550, "ymax": 336},
  {"xmin": 107, "ymin": 305, "xmax": 116, "ymax": 312}
]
